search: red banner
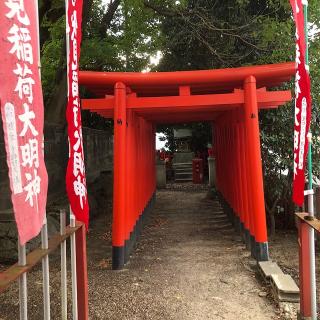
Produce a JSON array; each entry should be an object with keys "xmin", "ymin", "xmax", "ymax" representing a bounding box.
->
[
  {"xmin": 66, "ymin": 0, "xmax": 89, "ymax": 227},
  {"xmin": 291, "ymin": 0, "xmax": 312, "ymax": 206},
  {"xmin": 0, "ymin": 0, "xmax": 48, "ymax": 244}
]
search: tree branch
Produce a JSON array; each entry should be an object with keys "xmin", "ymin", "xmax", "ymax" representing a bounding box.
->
[
  {"xmin": 99, "ymin": 0, "xmax": 121, "ymax": 37},
  {"xmin": 143, "ymin": 1, "xmax": 182, "ymax": 17}
]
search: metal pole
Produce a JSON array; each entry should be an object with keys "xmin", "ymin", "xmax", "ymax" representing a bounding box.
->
[
  {"xmin": 18, "ymin": 240, "xmax": 28, "ymax": 320},
  {"xmin": 304, "ymin": 3, "xmax": 317, "ymax": 319},
  {"xmin": 34, "ymin": 0, "xmax": 51, "ymax": 317},
  {"xmin": 41, "ymin": 217, "xmax": 50, "ymax": 320},
  {"xmin": 60, "ymin": 209, "xmax": 68, "ymax": 320},
  {"xmin": 70, "ymin": 210, "xmax": 78, "ymax": 320},
  {"xmin": 65, "ymin": 1, "xmax": 78, "ymax": 318}
]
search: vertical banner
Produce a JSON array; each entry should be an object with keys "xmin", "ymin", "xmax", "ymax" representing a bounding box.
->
[
  {"xmin": 291, "ymin": 0, "xmax": 312, "ymax": 206},
  {"xmin": 66, "ymin": 0, "xmax": 89, "ymax": 227},
  {"xmin": 0, "ymin": 0, "xmax": 48, "ymax": 245}
]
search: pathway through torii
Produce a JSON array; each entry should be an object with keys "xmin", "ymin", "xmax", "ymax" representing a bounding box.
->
[{"xmin": 79, "ymin": 62, "xmax": 295, "ymax": 269}]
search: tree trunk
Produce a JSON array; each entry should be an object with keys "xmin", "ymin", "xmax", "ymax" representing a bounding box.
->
[
  {"xmin": 44, "ymin": 0, "xmax": 95, "ymax": 125},
  {"xmin": 44, "ymin": 0, "xmax": 122, "ymax": 125}
]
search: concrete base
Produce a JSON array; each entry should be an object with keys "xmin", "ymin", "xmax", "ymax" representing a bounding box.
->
[
  {"xmin": 255, "ymin": 241, "xmax": 269, "ymax": 261},
  {"xmin": 258, "ymin": 260, "xmax": 283, "ymax": 282},
  {"xmin": 270, "ymin": 274, "xmax": 300, "ymax": 303},
  {"xmin": 216, "ymin": 192, "xmax": 270, "ymax": 262},
  {"xmin": 156, "ymin": 161, "xmax": 166, "ymax": 189},
  {"xmin": 239, "ymin": 221, "xmax": 244, "ymax": 232},
  {"xmin": 112, "ymin": 246, "xmax": 125, "ymax": 270},
  {"xmin": 208, "ymin": 157, "xmax": 216, "ymax": 187},
  {"xmin": 244, "ymin": 228, "xmax": 251, "ymax": 250},
  {"xmin": 250, "ymin": 235, "xmax": 256, "ymax": 258},
  {"xmin": 296, "ymin": 312, "xmax": 312, "ymax": 320},
  {"xmin": 239, "ymin": 222, "xmax": 245, "ymax": 242},
  {"xmin": 112, "ymin": 192, "xmax": 156, "ymax": 270},
  {"xmin": 233, "ymin": 215, "xmax": 241, "ymax": 233}
]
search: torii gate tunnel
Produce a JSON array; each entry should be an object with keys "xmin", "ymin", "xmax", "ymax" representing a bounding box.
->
[{"xmin": 79, "ymin": 62, "xmax": 295, "ymax": 270}]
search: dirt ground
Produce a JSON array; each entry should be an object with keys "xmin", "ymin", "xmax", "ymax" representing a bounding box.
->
[{"xmin": 0, "ymin": 186, "xmax": 316, "ymax": 319}]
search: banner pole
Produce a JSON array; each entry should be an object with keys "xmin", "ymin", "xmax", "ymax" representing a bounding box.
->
[
  {"xmin": 18, "ymin": 240, "xmax": 28, "ymax": 320},
  {"xmin": 41, "ymin": 216, "xmax": 50, "ymax": 320},
  {"xmin": 33, "ymin": 1, "xmax": 51, "ymax": 318},
  {"xmin": 60, "ymin": 209, "xmax": 68, "ymax": 319},
  {"xmin": 64, "ymin": 0, "xmax": 79, "ymax": 317},
  {"xmin": 70, "ymin": 210, "xmax": 78, "ymax": 320},
  {"xmin": 304, "ymin": 2, "xmax": 317, "ymax": 319}
]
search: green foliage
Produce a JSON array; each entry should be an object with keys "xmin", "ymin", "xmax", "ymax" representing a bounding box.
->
[
  {"xmin": 157, "ymin": 122, "xmax": 212, "ymax": 153},
  {"xmin": 39, "ymin": 0, "xmax": 163, "ymax": 128},
  {"xmin": 40, "ymin": 16, "xmax": 65, "ymax": 102},
  {"xmin": 38, "ymin": 0, "xmax": 320, "ymax": 222},
  {"xmin": 154, "ymin": 0, "xmax": 320, "ymax": 222},
  {"xmin": 81, "ymin": 0, "xmax": 163, "ymax": 72}
]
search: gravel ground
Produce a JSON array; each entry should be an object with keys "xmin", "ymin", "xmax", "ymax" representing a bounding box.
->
[{"xmin": 1, "ymin": 187, "xmax": 295, "ymax": 319}]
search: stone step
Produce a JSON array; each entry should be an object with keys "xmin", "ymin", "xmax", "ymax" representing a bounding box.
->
[
  {"xmin": 175, "ymin": 178, "xmax": 193, "ymax": 182},
  {"xmin": 175, "ymin": 168, "xmax": 193, "ymax": 173},
  {"xmin": 173, "ymin": 163, "xmax": 193, "ymax": 169},
  {"xmin": 173, "ymin": 162, "xmax": 192, "ymax": 166},
  {"xmin": 174, "ymin": 167, "xmax": 192, "ymax": 171},
  {"xmin": 175, "ymin": 172, "xmax": 193, "ymax": 177},
  {"xmin": 270, "ymin": 274, "xmax": 300, "ymax": 303},
  {"xmin": 175, "ymin": 173, "xmax": 193, "ymax": 179}
]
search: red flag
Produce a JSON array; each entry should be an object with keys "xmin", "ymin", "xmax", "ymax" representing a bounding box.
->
[
  {"xmin": 0, "ymin": 0, "xmax": 48, "ymax": 244},
  {"xmin": 66, "ymin": 0, "xmax": 89, "ymax": 227},
  {"xmin": 290, "ymin": 0, "xmax": 312, "ymax": 206}
]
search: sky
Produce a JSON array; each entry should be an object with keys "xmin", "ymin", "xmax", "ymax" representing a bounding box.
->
[{"xmin": 156, "ymin": 133, "xmax": 167, "ymax": 150}]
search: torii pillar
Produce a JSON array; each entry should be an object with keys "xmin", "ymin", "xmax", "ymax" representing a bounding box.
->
[
  {"xmin": 112, "ymin": 82, "xmax": 127, "ymax": 269},
  {"xmin": 244, "ymin": 76, "xmax": 268, "ymax": 261}
]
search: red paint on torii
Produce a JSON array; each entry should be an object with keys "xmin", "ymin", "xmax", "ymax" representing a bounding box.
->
[{"xmin": 79, "ymin": 62, "xmax": 295, "ymax": 269}]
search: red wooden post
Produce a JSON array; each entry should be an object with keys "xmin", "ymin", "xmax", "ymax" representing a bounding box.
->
[
  {"xmin": 235, "ymin": 118, "xmax": 242, "ymax": 223},
  {"xmin": 298, "ymin": 219, "xmax": 312, "ymax": 318},
  {"xmin": 216, "ymin": 125, "xmax": 221, "ymax": 192},
  {"xmin": 138, "ymin": 117, "xmax": 142, "ymax": 215},
  {"xmin": 239, "ymin": 120, "xmax": 251, "ymax": 247},
  {"xmin": 126, "ymin": 109, "xmax": 134, "ymax": 260},
  {"xmin": 222, "ymin": 126, "xmax": 227, "ymax": 200},
  {"xmin": 244, "ymin": 76, "xmax": 268, "ymax": 261},
  {"xmin": 235, "ymin": 121, "xmax": 244, "ymax": 228},
  {"xmin": 76, "ymin": 223, "xmax": 89, "ymax": 320},
  {"xmin": 223, "ymin": 125, "xmax": 227, "ymax": 199},
  {"xmin": 226, "ymin": 125, "xmax": 230, "ymax": 204},
  {"xmin": 152, "ymin": 124, "xmax": 156, "ymax": 193},
  {"xmin": 231, "ymin": 121, "xmax": 239, "ymax": 227},
  {"xmin": 112, "ymin": 82, "xmax": 127, "ymax": 269}
]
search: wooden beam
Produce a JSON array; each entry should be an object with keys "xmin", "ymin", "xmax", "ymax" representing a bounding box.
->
[
  {"xmin": 82, "ymin": 89, "xmax": 291, "ymax": 112},
  {"xmin": 82, "ymin": 89, "xmax": 292, "ymax": 121}
]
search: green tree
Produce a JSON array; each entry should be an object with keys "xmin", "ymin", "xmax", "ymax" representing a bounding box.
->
[
  {"xmin": 148, "ymin": 0, "xmax": 320, "ymax": 233},
  {"xmin": 40, "ymin": 0, "xmax": 162, "ymax": 126}
]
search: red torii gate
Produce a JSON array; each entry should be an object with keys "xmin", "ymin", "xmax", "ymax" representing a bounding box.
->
[{"xmin": 79, "ymin": 62, "xmax": 295, "ymax": 270}]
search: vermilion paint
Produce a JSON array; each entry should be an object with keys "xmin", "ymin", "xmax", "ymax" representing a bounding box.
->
[{"xmin": 80, "ymin": 63, "xmax": 294, "ymax": 268}]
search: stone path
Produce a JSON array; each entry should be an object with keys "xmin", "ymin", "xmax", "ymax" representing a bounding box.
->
[
  {"xmin": 0, "ymin": 188, "xmax": 280, "ymax": 319},
  {"xmin": 87, "ymin": 189, "xmax": 278, "ymax": 319}
]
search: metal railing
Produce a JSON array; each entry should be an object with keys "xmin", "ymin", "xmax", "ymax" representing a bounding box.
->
[{"xmin": 0, "ymin": 209, "xmax": 88, "ymax": 320}]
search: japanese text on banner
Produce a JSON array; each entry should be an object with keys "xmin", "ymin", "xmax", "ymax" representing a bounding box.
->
[
  {"xmin": 290, "ymin": 0, "xmax": 312, "ymax": 206},
  {"xmin": 65, "ymin": 0, "xmax": 89, "ymax": 227},
  {"xmin": 0, "ymin": 0, "xmax": 48, "ymax": 245}
]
